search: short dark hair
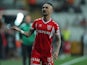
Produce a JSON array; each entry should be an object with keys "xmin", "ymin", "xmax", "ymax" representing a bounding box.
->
[{"xmin": 43, "ymin": 2, "xmax": 54, "ymax": 8}]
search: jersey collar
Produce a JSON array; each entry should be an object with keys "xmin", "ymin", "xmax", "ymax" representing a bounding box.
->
[{"xmin": 42, "ymin": 17, "xmax": 52, "ymax": 24}]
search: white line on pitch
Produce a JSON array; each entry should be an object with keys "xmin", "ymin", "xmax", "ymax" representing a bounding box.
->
[{"xmin": 61, "ymin": 56, "xmax": 87, "ymax": 65}]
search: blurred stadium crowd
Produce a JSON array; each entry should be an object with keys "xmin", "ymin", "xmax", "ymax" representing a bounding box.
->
[{"xmin": 0, "ymin": 0, "xmax": 87, "ymax": 60}]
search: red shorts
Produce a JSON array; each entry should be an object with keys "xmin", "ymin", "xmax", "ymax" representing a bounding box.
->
[{"xmin": 30, "ymin": 49, "xmax": 54, "ymax": 65}]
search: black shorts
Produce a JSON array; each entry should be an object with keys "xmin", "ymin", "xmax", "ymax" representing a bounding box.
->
[{"xmin": 22, "ymin": 44, "xmax": 32, "ymax": 57}]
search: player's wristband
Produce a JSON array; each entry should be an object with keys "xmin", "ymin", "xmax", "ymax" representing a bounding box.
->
[{"xmin": 20, "ymin": 30, "xmax": 24, "ymax": 34}]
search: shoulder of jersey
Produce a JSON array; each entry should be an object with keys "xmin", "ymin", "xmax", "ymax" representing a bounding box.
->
[
  {"xmin": 52, "ymin": 20, "xmax": 59, "ymax": 26},
  {"xmin": 34, "ymin": 18, "xmax": 42, "ymax": 22}
]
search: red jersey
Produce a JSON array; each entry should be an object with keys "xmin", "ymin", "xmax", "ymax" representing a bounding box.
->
[{"xmin": 32, "ymin": 17, "xmax": 59, "ymax": 54}]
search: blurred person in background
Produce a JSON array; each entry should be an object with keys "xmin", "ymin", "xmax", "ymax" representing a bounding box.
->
[
  {"xmin": 27, "ymin": 0, "xmax": 37, "ymax": 12},
  {"xmin": 62, "ymin": 22, "xmax": 71, "ymax": 54},
  {"xmin": 14, "ymin": 15, "xmax": 36, "ymax": 65},
  {"xmin": 12, "ymin": 2, "xmax": 61, "ymax": 65},
  {"xmin": 0, "ymin": 14, "xmax": 8, "ymax": 59},
  {"xmin": 0, "ymin": 14, "xmax": 3, "ymax": 59},
  {"xmin": 81, "ymin": 30, "xmax": 87, "ymax": 56},
  {"xmin": 6, "ymin": 27, "xmax": 16, "ymax": 58}
]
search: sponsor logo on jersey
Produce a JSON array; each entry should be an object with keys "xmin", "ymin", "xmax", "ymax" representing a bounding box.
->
[{"xmin": 36, "ymin": 30, "xmax": 51, "ymax": 35}]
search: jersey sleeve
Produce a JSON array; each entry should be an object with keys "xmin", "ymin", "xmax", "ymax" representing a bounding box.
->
[
  {"xmin": 31, "ymin": 20, "xmax": 37, "ymax": 30},
  {"xmin": 54, "ymin": 22, "xmax": 60, "ymax": 35}
]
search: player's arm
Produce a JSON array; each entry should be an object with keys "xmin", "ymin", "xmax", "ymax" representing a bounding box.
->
[
  {"xmin": 21, "ymin": 28, "xmax": 34, "ymax": 37},
  {"xmin": 12, "ymin": 26, "xmax": 35, "ymax": 37},
  {"xmin": 55, "ymin": 30, "xmax": 61, "ymax": 54},
  {"xmin": 53, "ymin": 30, "xmax": 61, "ymax": 60}
]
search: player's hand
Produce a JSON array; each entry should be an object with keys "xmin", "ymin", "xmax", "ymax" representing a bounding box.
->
[
  {"xmin": 11, "ymin": 26, "xmax": 20, "ymax": 31},
  {"xmin": 53, "ymin": 51, "xmax": 58, "ymax": 60}
]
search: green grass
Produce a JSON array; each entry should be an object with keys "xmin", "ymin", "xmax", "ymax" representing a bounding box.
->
[
  {"xmin": 54, "ymin": 56, "xmax": 76, "ymax": 65},
  {"xmin": 0, "ymin": 58, "xmax": 22, "ymax": 65},
  {"xmin": 72, "ymin": 58, "xmax": 87, "ymax": 65},
  {"xmin": 0, "ymin": 56, "xmax": 87, "ymax": 65}
]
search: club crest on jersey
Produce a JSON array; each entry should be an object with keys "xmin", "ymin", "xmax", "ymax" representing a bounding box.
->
[{"xmin": 47, "ymin": 25, "xmax": 52, "ymax": 30}]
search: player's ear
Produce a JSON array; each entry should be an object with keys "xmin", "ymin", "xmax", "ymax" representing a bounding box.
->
[
  {"xmin": 50, "ymin": 7, "xmax": 53, "ymax": 14},
  {"xmin": 52, "ymin": 8, "xmax": 53, "ymax": 13}
]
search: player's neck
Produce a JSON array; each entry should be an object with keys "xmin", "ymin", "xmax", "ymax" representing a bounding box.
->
[{"xmin": 43, "ymin": 15, "xmax": 51, "ymax": 22}]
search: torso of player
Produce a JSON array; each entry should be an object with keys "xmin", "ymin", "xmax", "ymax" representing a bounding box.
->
[{"xmin": 32, "ymin": 18, "xmax": 59, "ymax": 54}]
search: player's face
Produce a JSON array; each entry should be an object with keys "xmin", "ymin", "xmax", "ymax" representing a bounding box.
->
[
  {"xmin": 25, "ymin": 16, "xmax": 31, "ymax": 24},
  {"xmin": 42, "ymin": 4, "xmax": 53, "ymax": 16}
]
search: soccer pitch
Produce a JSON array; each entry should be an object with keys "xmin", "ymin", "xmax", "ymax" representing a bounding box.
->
[{"xmin": 0, "ymin": 56, "xmax": 87, "ymax": 65}]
